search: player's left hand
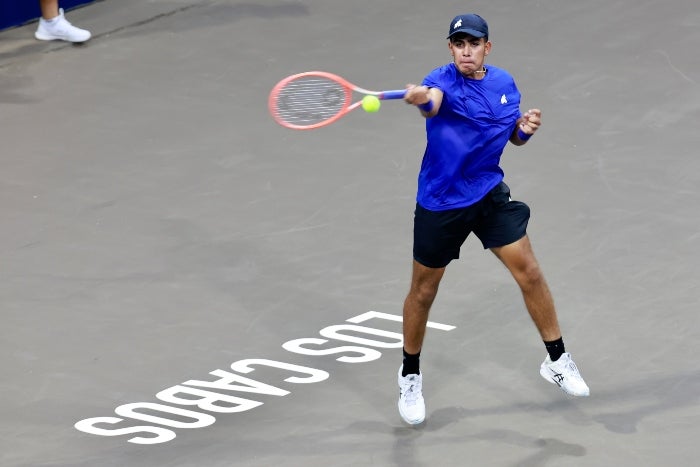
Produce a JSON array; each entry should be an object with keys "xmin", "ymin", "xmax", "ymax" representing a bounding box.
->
[{"xmin": 520, "ymin": 108, "xmax": 541, "ymax": 135}]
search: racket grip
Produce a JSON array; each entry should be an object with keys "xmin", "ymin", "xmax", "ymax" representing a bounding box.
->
[{"xmin": 379, "ymin": 90, "xmax": 407, "ymax": 100}]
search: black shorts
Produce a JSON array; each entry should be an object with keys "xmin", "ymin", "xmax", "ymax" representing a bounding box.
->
[{"xmin": 413, "ymin": 182, "xmax": 530, "ymax": 268}]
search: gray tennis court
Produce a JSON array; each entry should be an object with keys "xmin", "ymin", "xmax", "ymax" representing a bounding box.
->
[{"xmin": 2, "ymin": 0, "xmax": 699, "ymax": 465}]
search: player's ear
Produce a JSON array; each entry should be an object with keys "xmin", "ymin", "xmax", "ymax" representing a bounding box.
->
[{"xmin": 484, "ymin": 40, "xmax": 492, "ymax": 55}]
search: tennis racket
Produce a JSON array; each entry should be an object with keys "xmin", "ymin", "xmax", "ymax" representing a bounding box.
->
[{"xmin": 268, "ymin": 71, "xmax": 406, "ymax": 130}]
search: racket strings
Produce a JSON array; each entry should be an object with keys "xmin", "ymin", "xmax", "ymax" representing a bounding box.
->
[{"xmin": 273, "ymin": 77, "xmax": 348, "ymax": 126}]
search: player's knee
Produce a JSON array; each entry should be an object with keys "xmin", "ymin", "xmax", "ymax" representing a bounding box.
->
[
  {"xmin": 409, "ymin": 282, "xmax": 439, "ymax": 308},
  {"xmin": 517, "ymin": 262, "xmax": 544, "ymax": 290}
]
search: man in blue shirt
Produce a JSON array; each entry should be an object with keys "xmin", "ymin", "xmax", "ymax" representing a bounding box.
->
[{"xmin": 397, "ymin": 13, "xmax": 589, "ymax": 426}]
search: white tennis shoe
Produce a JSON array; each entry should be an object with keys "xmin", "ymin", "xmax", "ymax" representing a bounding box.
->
[
  {"xmin": 540, "ymin": 352, "xmax": 590, "ymax": 396},
  {"xmin": 35, "ymin": 9, "xmax": 91, "ymax": 43},
  {"xmin": 398, "ymin": 365, "xmax": 425, "ymax": 425}
]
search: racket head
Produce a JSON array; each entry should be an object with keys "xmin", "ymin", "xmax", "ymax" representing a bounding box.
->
[{"xmin": 268, "ymin": 71, "xmax": 356, "ymax": 130}]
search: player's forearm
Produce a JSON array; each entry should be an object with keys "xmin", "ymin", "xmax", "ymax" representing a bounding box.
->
[{"xmin": 510, "ymin": 119, "xmax": 531, "ymax": 146}]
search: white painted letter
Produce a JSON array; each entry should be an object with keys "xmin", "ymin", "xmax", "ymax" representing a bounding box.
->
[
  {"xmin": 319, "ymin": 324, "xmax": 403, "ymax": 348},
  {"xmin": 156, "ymin": 385, "xmax": 263, "ymax": 413},
  {"xmin": 115, "ymin": 402, "xmax": 216, "ymax": 428},
  {"xmin": 183, "ymin": 369, "xmax": 289, "ymax": 396},
  {"xmin": 74, "ymin": 417, "xmax": 176, "ymax": 445},
  {"xmin": 282, "ymin": 337, "xmax": 381, "ymax": 363},
  {"xmin": 230, "ymin": 359, "xmax": 329, "ymax": 384}
]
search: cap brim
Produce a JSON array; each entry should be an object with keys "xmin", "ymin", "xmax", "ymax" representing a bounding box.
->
[{"xmin": 447, "ymin": 28, "xmax": 486, "ymax": 39}]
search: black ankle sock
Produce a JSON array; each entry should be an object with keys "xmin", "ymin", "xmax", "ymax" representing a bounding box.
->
[
  {"xmin": 544, "ymin": 337, "xmax": 565, "ymax": 362},
  {"xmin": 402, "ymin": 348, "xmax": 420, "ymax": 376}
]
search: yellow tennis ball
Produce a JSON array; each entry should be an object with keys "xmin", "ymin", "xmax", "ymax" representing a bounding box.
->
[{"xmin": 361, "ymin": 95, "xmax": 381, "ymax": 113}]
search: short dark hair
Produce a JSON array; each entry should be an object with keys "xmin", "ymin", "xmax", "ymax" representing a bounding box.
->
[{"xmin": 449, "ymin": 32, "xmax": 488, "ymax": 43}]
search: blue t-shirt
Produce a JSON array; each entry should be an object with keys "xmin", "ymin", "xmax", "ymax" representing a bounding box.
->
[{"xmin": 417, "ymin": 63, "xmax": 522, "ymax": 211}]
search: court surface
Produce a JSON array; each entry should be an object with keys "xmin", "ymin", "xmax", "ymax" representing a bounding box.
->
[{"xmin": 1, "ymin": 0, "xmax": 699, "ymax": 466}]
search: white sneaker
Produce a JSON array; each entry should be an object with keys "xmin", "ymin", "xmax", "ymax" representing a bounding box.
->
[
  {"xmin": 397, "ymin": 365, "xmax": 425, "ymax": 425},
  {"xmin": 35, "ymin": 8, "xmax": 91, "ymax": 43},
  {"xmin": 540, "ymin": 352, "xmax": 590, "ymax": 396}
]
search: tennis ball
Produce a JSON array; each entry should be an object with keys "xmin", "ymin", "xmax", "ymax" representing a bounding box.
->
[{"xmin": 361, "ymin": 95, "xmax": 381, "ymax": 113}]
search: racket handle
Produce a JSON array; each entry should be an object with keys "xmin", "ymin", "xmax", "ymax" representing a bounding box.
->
[{"xmin": 378, "ymin": 90, "xmax": 407, "ymax": 100}]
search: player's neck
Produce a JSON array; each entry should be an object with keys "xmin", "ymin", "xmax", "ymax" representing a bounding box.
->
[
  {"xmin": 458, "ymin": 65, "xmax": 487, "ymax": 80},
  {"xmin": 465, "ymin": 66, "xmax": 487, "ymax": 80}
]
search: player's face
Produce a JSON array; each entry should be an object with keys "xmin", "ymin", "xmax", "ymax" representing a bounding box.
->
[{"xmin": 449, "ymin": 35, "xmax": 491, "ymax": 78}]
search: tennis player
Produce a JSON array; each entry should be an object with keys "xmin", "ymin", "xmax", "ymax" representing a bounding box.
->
[{"xmin": 397, "ymin": 13, "xmax": 589, "ymax": 425}]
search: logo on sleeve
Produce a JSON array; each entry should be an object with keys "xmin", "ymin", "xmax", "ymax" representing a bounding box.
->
[{"xmin": 500, "ymin": 94, "xmax": 508, "ymax": 104}]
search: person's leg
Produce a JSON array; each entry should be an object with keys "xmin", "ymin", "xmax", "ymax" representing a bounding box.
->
[
  {"xmin": 491, "ymin": 235, "xmax": 589, "ymax": 396},
  {"xmin": 403, "ymin": 259, "xmax": 446, "ymax": 355},
  {"xmin": 490, "ymin": 235, "xmax": 560, "ymax": 341},
  {"xmin": 397, "ymin": 259, "xmax": 446, "ymax": 425},
  {"xmin": 39, "ymin": 0, "xmax": 59, "ymax": 19}
]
